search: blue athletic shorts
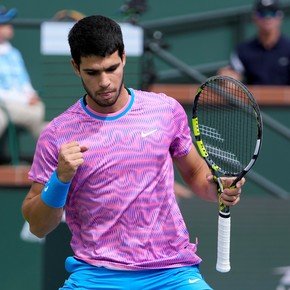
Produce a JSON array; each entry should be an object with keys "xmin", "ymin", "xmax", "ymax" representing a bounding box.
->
[{"xmin": 59, "ymin": 256, "xmax": 213, "ymax": 290}]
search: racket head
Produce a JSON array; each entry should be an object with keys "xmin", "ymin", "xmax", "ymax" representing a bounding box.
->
[{"xmin": 192, "ymin": 75, "xmax": 263, "ymax": 183}]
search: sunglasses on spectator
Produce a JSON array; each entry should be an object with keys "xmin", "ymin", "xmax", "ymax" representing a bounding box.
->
[{"xmin": 256, "ymin": 10, "xmax": 281, "ymax": 18}]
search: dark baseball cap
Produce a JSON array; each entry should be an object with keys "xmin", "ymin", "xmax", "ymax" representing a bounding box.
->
[
  {"xmin": 254, "ymin": 0, "xmax": 280, "ymax": 13},
  {"xmin": 0, "ymin": 6, "xmax": 17, "ymax": 24}
]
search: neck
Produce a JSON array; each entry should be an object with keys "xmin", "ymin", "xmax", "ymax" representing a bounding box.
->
[
  {"xmin": 86, "ymin": 85, "xmax": 129, "ymax": 114},
  {"xmin": 258, "ymin": 30, "xmax": 280, "ymax": 49}
]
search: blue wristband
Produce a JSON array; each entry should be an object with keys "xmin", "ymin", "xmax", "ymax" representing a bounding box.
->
[{"xmin": 41, "ymin": 171, "xmax": 71, "ymax": 208}]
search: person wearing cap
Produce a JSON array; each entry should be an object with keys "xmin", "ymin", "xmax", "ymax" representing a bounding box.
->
[
  {"xmin": 0, "ymin": 7, "xmax": 46, "ymax": 150},
  {"xmin": 218, "ymin": 0, "xmax": 290, "ymax": 85}
]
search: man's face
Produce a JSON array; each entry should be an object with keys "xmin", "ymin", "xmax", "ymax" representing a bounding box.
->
[
  {"xmin": 253, "ymin": 11, "xmax": 283, "ymax": 34},
  {"xmin": 72, "ymin": 51, "xmax": 126, "ymax": 112},
  {"xmin": 0, "ymin": 24, "xmax": 14, "ymax": 43}
]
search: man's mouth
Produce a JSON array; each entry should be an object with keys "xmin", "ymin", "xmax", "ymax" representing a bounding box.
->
[{"xmin": 98, "ymin": 91, "xmax": 113, "ymax": 99}]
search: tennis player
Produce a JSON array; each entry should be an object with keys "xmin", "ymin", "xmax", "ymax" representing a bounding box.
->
[{"xmin": 22, "ymin": 15, "xmax": 244, "ymax": 290}]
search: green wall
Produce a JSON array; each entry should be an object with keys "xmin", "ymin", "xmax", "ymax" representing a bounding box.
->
[
  {"xmin": 7, "ymin": 0, "xmax": 290, "ymax": 88},
  {"xmin": 0, "ymin": 188, "xmax": 43, "ymax": 290},
  {"xmin": 179, "ymin": 195, "xmax": 290, "ymax": 290},
  {"xmin": 7, "ymin": 0, "xmax": 257, "ymax": 93},
  {"xmin": 4, "ymin": 0, "xmax": 254, "ymax": 19}
]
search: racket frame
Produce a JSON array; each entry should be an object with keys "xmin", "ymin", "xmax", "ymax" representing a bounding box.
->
[{"xmin": 191, "ymin": 76, "xmax": 263, "ymax": 273}]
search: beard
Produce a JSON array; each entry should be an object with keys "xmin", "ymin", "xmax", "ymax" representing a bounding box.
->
[{"xmin": 81, "ymin": 74, "xmax": 124, "ymax": 108}]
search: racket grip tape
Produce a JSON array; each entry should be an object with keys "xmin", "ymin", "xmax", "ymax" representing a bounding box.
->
[{"xmin": 216, "ymin": 213, "xmax": 231, "ymax": 273}]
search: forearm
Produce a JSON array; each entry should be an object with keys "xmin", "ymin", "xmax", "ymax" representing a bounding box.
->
[
  {"xmin": 22, "ymin": 195, "xmax": 63, "ymax": 238},
  {"xmin": 174, "ymin": 146, "xmax": 218, "ymax": 202},
  {"xmin": 175, "ymin": 146, "xmax": 244, "ymax": 205},
  {"xmin": 22, "ymin": 181, "xmax": 64, "ymax": 238},
  {"xmin": 183, "ymin": 163, "xmax": 218, "ymax": 202}
]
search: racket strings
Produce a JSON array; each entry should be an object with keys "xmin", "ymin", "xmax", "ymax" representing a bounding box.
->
[{"xmin": 197, "ymin": 78, "xmax": 258, "ymax": 175}]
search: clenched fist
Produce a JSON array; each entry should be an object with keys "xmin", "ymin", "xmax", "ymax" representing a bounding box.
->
[{"xmin": 57, "ymin": 141, "xmax": 88, "ymax": 182}]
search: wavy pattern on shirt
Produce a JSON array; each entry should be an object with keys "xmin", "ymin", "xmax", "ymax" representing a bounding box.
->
[{"xmin": 29, "ymin": 89, "xmax": 201, "ymax": 270}]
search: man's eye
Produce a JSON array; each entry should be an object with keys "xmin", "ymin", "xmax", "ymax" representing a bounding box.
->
[
  {"xmin": 107, "ymin": 66, "xmax": 118, "ymax": 72},
  {"xmin": 87, "ymin": 71, "xmax": 97, "ymax": 76}
]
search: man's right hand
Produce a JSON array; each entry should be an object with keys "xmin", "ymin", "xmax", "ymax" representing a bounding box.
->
[
  {"xmin": 217, "ymin": 66, "xmax": 242, "ymax": 81},
  {"xmin": 57, "ymin": 141, "xmax": 88, "ymax": 182}
]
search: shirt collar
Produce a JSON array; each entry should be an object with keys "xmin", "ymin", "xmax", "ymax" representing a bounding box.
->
[{"xmin": 0, "ymin": 42, "xmax": 12, "ymax": 54}]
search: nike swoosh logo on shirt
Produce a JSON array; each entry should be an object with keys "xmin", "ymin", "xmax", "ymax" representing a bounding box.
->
[
  {"xmin": 188, "ymin": 278, "xmax": 200, "ymax": 284},
  {"xmin": 141, "ymin": 129, "xmax": 158, "ymax": 138}
]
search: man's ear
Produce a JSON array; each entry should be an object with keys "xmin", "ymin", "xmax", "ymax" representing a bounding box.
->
[
  {"xmin": 122, "ymin": 52, "xmax": 126, "ymax": 67},
  {"xmin": 71, "ymin": 59, "xmax": 80, "ymax": 76}
]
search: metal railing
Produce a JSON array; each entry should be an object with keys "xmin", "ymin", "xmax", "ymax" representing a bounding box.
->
[
  {"xmin": 140, "ymin": 4, "xmax": 290, "ymax": 199},
  {"xmin": 140, "ymin": 2, "xmax": 290, "ymax": 82}
]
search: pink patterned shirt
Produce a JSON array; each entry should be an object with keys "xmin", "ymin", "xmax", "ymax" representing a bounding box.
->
[{"xmin": 29, "ymin": 88, "xmax": 202, "ymax": 270}]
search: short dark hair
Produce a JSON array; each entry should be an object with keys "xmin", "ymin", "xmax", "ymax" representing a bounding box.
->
[{"xmin": 68, "ymin": 15, "xmax": 125, "ymax": 66}]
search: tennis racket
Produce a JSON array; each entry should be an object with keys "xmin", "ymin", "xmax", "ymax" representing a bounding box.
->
[{"xmin": 191, "ymin": 75, "xmax": 263, "ymax": 273}]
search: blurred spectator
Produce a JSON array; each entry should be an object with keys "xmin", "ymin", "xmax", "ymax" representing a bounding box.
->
[
  {"xmin": 218, "ymin": 0, "xmax": 290, "ymax": 85},
  {"xmin": 0, "ymin": 6, "xmax": 46, "ymax": 141},
  {"xmin": 53, "ymin": 9, "xmax": 86, "ymax": 21}
]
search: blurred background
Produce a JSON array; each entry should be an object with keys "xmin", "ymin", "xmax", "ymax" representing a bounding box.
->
[{"xmin": 1, "ymin": 0, "xmax": 290, "ymax": 289}]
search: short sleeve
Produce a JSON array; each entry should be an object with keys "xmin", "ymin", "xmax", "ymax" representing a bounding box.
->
[
  {"xmin": 169, "ymin": 98, "xmax": 192, "ymax": 158},
  {"xmin": 28, "ymin": 122, "xmax": 59, "ymax": 184}
]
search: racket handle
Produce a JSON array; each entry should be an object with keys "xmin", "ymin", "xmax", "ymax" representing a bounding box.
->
[{"xmin": 216, "ymin": 212, "xmax": 231, "ymax": 273}]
